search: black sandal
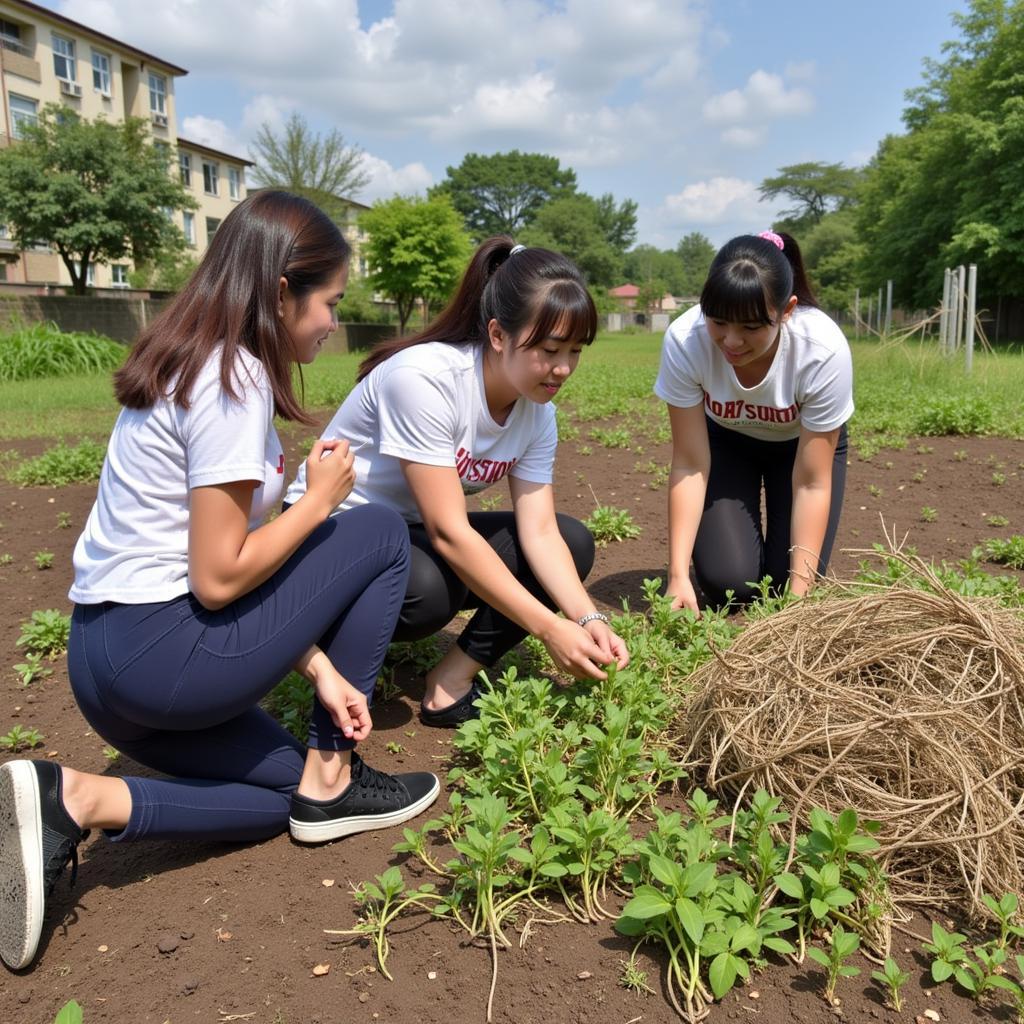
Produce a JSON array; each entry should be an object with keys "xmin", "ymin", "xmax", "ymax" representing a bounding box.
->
[{"xmin": 419, "ymin": 678, "xmax": 484, "ymax": 728}]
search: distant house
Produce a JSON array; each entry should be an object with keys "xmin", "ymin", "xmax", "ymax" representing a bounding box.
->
[{"xmin": 609, "ymin": 283, "xmax": 640, "ymax": 309}]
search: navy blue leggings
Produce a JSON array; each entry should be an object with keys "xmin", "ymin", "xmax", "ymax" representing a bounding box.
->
[
  {"xmin": 693, "ymin": 418, "xmax": 848, "ymax": 607},
  {"xmin": 67, "ymin": 505, "xmax": 410, "ymax": 843}
]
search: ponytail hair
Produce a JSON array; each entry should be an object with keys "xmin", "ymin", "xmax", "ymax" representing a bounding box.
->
[
  {"xmin": 699, "ymin": 230, "xmax": 818, "ymax": 326},
  {"xmin": 114, "ymin": 190, "xmax": 350, "ymax": 425},
  {"xmin": 357, "ymin": 236, "xmax": 597, "ymax": 382}
]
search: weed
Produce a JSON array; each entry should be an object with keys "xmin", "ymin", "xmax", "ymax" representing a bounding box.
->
[
  {"xmin": 618, "ymin": 953, "xmax": 654, "ymax": 996},
  {"xmin": 17, "ymin": 609, "xmax": 71, "ymax": 658},
  {"xmin": 385, "ymin": 741, "xmax": 405, "ymax": 755},
  {"xmin": 578, "ymin": 445, "xmax": 593, "ymax": 456},
  {"xmin": 0, "ymin": 725, "xmax": 44, "ymax": 752},
  {"xmin": 806, "ymin": 924, "xmax": 861, "ymax": 1004},
  {"xmin": 479, "ymin": 492, "xmax": 503, "ymax": 512},
  {"xmin": 923, "ymin": 921, "xmax": 969, "ymax": 983},
  {"xmin": 11, "ymin": 439, "xmax": 106, "ymax": 487},
  {"xmin": 13, "ymin": 652, "xmax": 51, "ymax": 686},
  {"xmin": 262, "ymin": 671, "xmax": 313, "ymax": 738},
  {"xmin": 52, "ymin": 1001, "xmax": 83, "ymax": 1024},
  {"xmin": 589, "ymin": 426, "xmax": 633, "ymax": 449},
  {"xmin": 102, "ymin": 745, "xmax": 120, "ymax": 763},
  {"xmin": 987, "ymin": 514, "xmax": 1010, "ymax": 527},
  {"xmin": 916, "ymin": 444, "xmax": 934, "ymax": 454},
  {"xmin": 980, "ymin": 536, "xmax": 1024, "ymax": 570},
  {"xmin": 867, "ymin": 484, "xmax": 882, "ymax": 498},
  {"xmin": 870, "ymin": 956, "xmax": 910, "ymax": 1011},
  {"xmin": 34, "ymin": 550, "xmax": 54, "ymax": 570},
  {"xmin": 636, "ymin": 459, "xmax": 670, "ymax": 489},
  {"xmin": 0, "ymin": 320, "xmax": 123, "ymax": 381},
  {"xmin": 913, "ymin": 395, "xmax": 994, "ymax": 436},
  {"xmin": 56, "ymin": 511, "xmax": 72, "ymax": 529},
  {"xmin": 992, "ymin": 472, "xmax": 1006, "ymax": 486},
  {"xmin": 883, "ymin": 460, "xmax": 894, "ymax": 470},
  {"xmin": 912, "ymin": 468, "xmax": 927, "ymax": 483},
  {"xmin": 0, "ymin": 553, "xmax": 11, "ymax": 565},
  {"xmin": 584, "ymin": 505, "xmax": 641, "ymax": 546},
  {"xmin": 920, "ymin": 507, "xmax": 938, "ymax": 523},
  {"xmin": 953, "ymin": 449, "xmax": 968, "ymax": 461}
]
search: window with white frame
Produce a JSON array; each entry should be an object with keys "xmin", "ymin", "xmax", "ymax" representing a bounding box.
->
[
  {"xmin": 111, "ymin": 264, "xmax": 129, "ymax": 287},
  {"xmin": 202, "ymin": 160, "xmax": 219, "ymax": 196},
  {"xmin": 228, "ymin": 167, "xmax": 241, "ymax": 200},
  {"xmin": 8, "ymin": 94, "xmax": 38, "ymax": 139},
  {"xmin": 148, "ymin": 73, "xmax": 166, "ymax": 115},
  {"xmin": 85, "ymin": 262, "xmax": 95, "ymax": 287},
  {"xmin": 52, "ymin": 33, "xmax": 76, "ymax": 80},
  {"xmin": 179, "ymin": 152, "xmax": 191, "ymax": 187},
  {"xmin": 91, "ymin": 50, "xmax": 111, "ymax": 95},
  {"xmin": 183, "ymin": 211, "xmax": 196, "ymax": 246},
  {"xmin": 205, "ymin": 216, "xmax": 221, "ymax": 241}
]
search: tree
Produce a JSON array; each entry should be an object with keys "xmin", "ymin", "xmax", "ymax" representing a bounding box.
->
[
  {"xmin": 431, "ymin": 151, "xmax": 577, "ymax": 238},
  {"xmin": 675, "ymin": 232, "xmax": 716, "ymax": 297},
  {"xmin": 521, "ymin": 194, "xmax": 622, "ymax": 287},
  {"xmin": 0, "ymin": 106, "xmax": 195, "ymax": 295},
  {"xmin": 249, "ymin": 112, "xmax": 369, "ymax": 220},
  {"xmin": 623, "ymin": 245, "xmax": 686, "ymax": 294},
  {"xmin": 360, "ymin": 195, "xmax": 471, "ymax": 334},
  {"xmin": 594, "ymin": 193, "xmax": 638, "ymax": 252},
  {"xmin": 758, "ymin": 162, "xmax": 863, "ymax": 233}
]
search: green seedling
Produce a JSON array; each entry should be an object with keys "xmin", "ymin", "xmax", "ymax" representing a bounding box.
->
[
  {"xmin": 952, "ymin": 944, "xmax": 1020, "ymax": 1001},
  {"xmin": 987, "ymin": 514, "xmax": 1010, "ymax": 527},
  {"xmin": 992, "ymin": 472, "xmax": 1006, "ymax": 486},
  {"xmin": 385, "ymin": 741, "xmax": 405, "ymax": 755},
  {"xmin": 806, "ymin": 924, "xmax": 860, "ymax": 1004},
  {"xmin": 923, "ymin": 920, "xmax": 969, "ymax": 982},
  {"xmin": 870, "ymin": 956, "xmax": 910, "ymax": 1011},
  {"xmin": 635, "ymin": 459, "xmax": 669, "ymax": 489},
  {"xmin": 14, "ymin": 652, "xmax": 51, "ymax": 686},
  {"xmin": 101, "ymin": 746, "xmax": 120, "ymax": 763},
  {"xmin": 867, "ymin": 484, "xmax": 882, "ymax": 498},
  {"xmin": 920, "ymin": 506, "xmax": 938, "ymax": 523},
  {"xmin": 0, "ymin": 553, "xmax": 11, "ymax": 566},
  {"xmin": 11, "ymin": 439, "xmax": 107, "ymax": 487},
  {"xmin": 17, "ymin": 610, "xmax": 71, "ymax": 659},
  {"xmin": 584, "ymin": 505, "xmax": 641, "ymax": 546},
  {"xmin": 53, "ymin": 1001, "xmax": 83, "ymax": 1024},
  {"xmin": 589, "ymin": 426, "xmax": 632, "ymax": 449},
  {"xmin": 911, "ymin": 468, "xmax": 927, "ymax": 483},
  {"xmin": 34, "ymin": 550, "xmax": 54, "ymax": 570},
  {"xmin": 953, "ymin": 449, "xmax": 968, "ymax": 461},
  {"xmin": 980, "ymin": 536, "xmax": 1024, "ymax": 570},
  {"xmin": 916, "ymin": 444, "xmax": 934, "ymax": 454},
  {"xmin": 479, "ymin": 492, "xmax": 503, "ymax": 512},
  {"xmin": 981, "ymin": 891, "xmax": 1024, "ymax": 950},
  {"xmin": 0, "ymin": 725, "xmax": 44, "ymax": 752},
  {"xmin": 618, "ymin": 952, "xmax": 654, "ymax": 995},
  {"xmin": 578, "ymin": 445, "xmax": 593, "ymax": 456},
  {"xmin": 56, "ymin": 511, "xmax": 72, "ymax": 529}
]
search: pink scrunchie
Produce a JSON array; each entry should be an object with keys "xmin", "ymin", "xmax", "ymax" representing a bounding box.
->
[{"xmin": 758, "ymin": 230, "xmax": 785, "ymax": 250}]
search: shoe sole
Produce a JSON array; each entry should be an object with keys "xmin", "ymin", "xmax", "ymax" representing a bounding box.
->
[
  {"xmin": 288, "ymin": 775, "xmax": 441, "ymax": 845},
  {"xmin": 0, "ymin": 761, "xmax": 44, "ymax": 971}
]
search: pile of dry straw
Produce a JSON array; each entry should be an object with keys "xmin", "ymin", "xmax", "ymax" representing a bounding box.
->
[{"xmin": 673, "ymin": 548, "xmax": 1024, "ymax": 917}]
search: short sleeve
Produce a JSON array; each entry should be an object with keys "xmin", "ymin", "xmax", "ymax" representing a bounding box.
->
[
  {"xmin": 185, "ymin": 360, "xmax": 272, "ymax": 489},
  {"xmin": 509, "ymin": 406, "xmax": 557, "ymax": 484},
  {"xmin": 654, "ymin": 320, "xmax": 705, "ymax": 408},
  {"xmin": 798, "ymin": 343, "xmax": 855, "ymax": 433},
  {"xmin": 376, "ymin": 364, "xmax": 460, "ymax": 467}
]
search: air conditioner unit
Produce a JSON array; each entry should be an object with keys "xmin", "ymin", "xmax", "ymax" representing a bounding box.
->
[
  {"xmin": 60, "ymin": 80, "xmax": 83, "ymax": 98},
  {"xmin": 151, "ymin": 112, "xmax": 168, "ymax": 128}
]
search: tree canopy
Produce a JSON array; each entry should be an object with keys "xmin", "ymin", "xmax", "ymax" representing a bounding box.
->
[
  {"xmin": 759, "ymin": 161, "xmax": 863, "ymax": 234},
  {"xmin": 360, "ymin": 195, "xmax": 471, "ymax": 334},
  {"xmin": 675, "ymin": 232, "xmax": 717, "ymax": 297},
  {"xmin": 0, "ymin": 106, "xmax": 195, "ymax": 294},
  {"xmin": 431, "ymin": 151, "xmax": 577, "ymax": 238}
]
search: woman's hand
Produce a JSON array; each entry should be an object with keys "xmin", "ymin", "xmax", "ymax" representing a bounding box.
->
[
  {"xmin": 539, "ymin": 617, "xmax": 614, "ymax": 681},
  {"xmin": 304, "ymin": 439, "xmax": 356, "ymax": 514},
  {"xmin": 667, "ymin": 575, "xmax": 701, "ymax": 616},
  {"xmin": 313, "ymin": 668, "xmax": 373, "ymax": 742},
  {"xmin": 583, "ymin": 618, "xmax": 630, "ymax": 670}
]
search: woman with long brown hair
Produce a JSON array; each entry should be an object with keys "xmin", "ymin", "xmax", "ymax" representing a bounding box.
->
[{"xmin": 0, "ymin": 191, "xmax": 438, "ymax": 974}]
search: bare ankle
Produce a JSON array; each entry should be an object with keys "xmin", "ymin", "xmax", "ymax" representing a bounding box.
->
[{"xmin": 299, "ymin": 749, "xmax": 353, "ymax": 801}]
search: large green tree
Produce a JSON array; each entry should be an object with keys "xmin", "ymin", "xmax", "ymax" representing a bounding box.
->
[
  {"xmin": 360, "ymin": 195, "xmax": 471, "ymax": 334},
  {"xmin": 249, "ymin": 112, "xmax": 369, "ymax": 219},
  {"xmin": 0, "ymin": 107, "xmax": 195, "ymax": 294},
  {"xmin": 759, "ymin": 161, "xmax": 863, "ymax": 234},
  {"xmin": 675, "ymin": 232, "xmax": 716, "ymax": 297},
  {"xmin": 623, "ymin": 244, "xmax": 686, "ymax": 294},
  {"xmin": 431, "ymin": 151, "xmax": 577, "ymax": 238}
]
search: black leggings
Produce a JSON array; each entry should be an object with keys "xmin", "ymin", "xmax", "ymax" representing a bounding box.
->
[
  {"xmin": 693, "ymin": 417, "xmax": 848, "ymax": 608},
  {"xmin": 393, "ymin": 511, "xmax": 595, "ymax": 666}
]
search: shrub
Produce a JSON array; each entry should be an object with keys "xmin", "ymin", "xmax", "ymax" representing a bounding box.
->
[
  {"xmin": 0, "ymin": 321, "xmax": 123, "ymax": 381},
  {"xmin": 10, "ymin": 439, "xmax": 106, "ymax": 486},
  {"xmin": 912, "ymin": 395, "xmax": 994, "ymax": 436}
]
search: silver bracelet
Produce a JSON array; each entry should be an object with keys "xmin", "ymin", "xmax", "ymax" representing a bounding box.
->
[{"xmin": 577, "ymin": 611, "xmax": 609, "ymax": 628}]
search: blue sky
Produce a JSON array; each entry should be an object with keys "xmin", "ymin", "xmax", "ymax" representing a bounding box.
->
[{"xmin": 50, "ymin": 0, "xmax": 967, "ymax": 248}]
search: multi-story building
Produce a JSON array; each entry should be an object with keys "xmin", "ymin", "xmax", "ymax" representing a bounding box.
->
[{"xmin": 0, "ymin": 0, "xmax": 251, "ymax": 290}]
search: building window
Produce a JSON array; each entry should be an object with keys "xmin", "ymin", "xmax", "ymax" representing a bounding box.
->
[
  {"xmin": 205, "ymin": 216, "xmax": 221, "ymax": 241},
  {"xmin": 52, "ymin": 33, "xmax": 76, "ymax": 81},
  {"xmin": 148, "ymin": 73, "xmax": 166, "ymax": 115},
  {"xmin": 202, "ymin": 160, "xmax": 219, "ymax": 196},
  {"xmin": 91, "ymin": 50, "xmax": 111, "ymax": 95},
  {"xmin": 111, "ymin": 264, "xmax": 129, "ymax": 288},
  {"xmin": 228, "ymin": 167, "xmax": 241, "ymax": 200},
  {"xmin": 183, "ymin": 211, "xmax": 196, "ymax": 246},
  {"xmin": 1, "ymin": 19, "xmax": 30, "ymax": 57},
  {"xmin": 179, "ymin": 152, "xmax": 191, "ymax": 187},
  {"xmin": 85, "ymin": 262, "xmax": 95, "ymax": 287},
  {"xmin": 9, "ymin": 94, "xmax": 38, "ymax": 139}
]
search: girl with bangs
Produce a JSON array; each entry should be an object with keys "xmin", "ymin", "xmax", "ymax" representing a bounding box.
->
[
  {"xmin": 655, "ymin": 231, "xmax": 853, "ymax": 613},
  {"xmin": 286, "ymin": 238, "xmax": 628, "ymax": 726}
]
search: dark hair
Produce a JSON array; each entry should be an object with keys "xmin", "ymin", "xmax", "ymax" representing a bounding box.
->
[
  {"xmin": 357, "ymin": 236, "xmax": 597, "ymax": 382},
  {"xmin": 699, "ymin": 231, "xmax": 818, "ymax": 326},
  {"xmin": 115, "ymin": 190, "xmax": 351, "ymax": 424}
]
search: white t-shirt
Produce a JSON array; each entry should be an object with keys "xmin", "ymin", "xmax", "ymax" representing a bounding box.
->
[
  {"xmin": 654, "ymin": 304, "xmax": 854, "ymax": 441},
  {"xmin": 69, "ymin": 347, "xmax": 284, "ymax": 604},
  {"xmin": 284, "ymin": 341, "xmax": 557, "ymax": 523}
]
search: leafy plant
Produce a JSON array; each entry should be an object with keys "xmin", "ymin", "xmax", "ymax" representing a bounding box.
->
[
  {"xmin": 589, "ymin": 425, "xmax": 633, "ymax": 449},
  {"xmin": 979, "ymin": 536, "xmax": 1024, "ymax": 570},
  {"xmin": 478, "ymin": 492, "xmax": 503, "ymax": 512},
  {"xmin": 619, "ymin": 952, "xmax": 654, "ymax": 995},
  {"xmin": 53, "ymin": 1001, "xmax": 83, "ymax": 1024},
  {"xmin": 920, "ymin": 506, "xmax": 938, "ymax": 522},
  {"xmin": 34, "ymin": 550, "xmax": 54, "ymax": 570},
  {"xmin": 806, "ymin": 924, "xmax": 861, "ymax": 1004},
  {"xmin": 913, "ymin": 395, "xmax": 994, "ymax": 436},
  {"xmin": 101, "ymin": 745, "xmax": 120, "ymax": 763},
  {"xmin": 992, "ymin": 471, "xmax": 1006, "ymax": 486},
  {"xmin": 987, "ymin": 514, "xmax": 1010, "ymax": 527},
  {"xmin": 0, "ymin": 725, "xmax": 44, "ymax": 752},
  {"xmin": 584, "ymin": 504, "xmax": 641, "ymax": 546},
  {"xmin": 56, "ymin": 511, "xmax": 72, "ymax": 529},
  {"xmin": 981, "ymin": 891, "xmax": 1024, "ymax": 951},
  {"xmin": 14, "ymin": 652, "xmax": 51, "ymax": 686},
  {"xmin": 0, "ymin": 320, "xmax": 123, "ymax": 382},
  {"xmin": 923, "ymin": 921, "xmax": 969, "ymax": 983},
  {"xmin": 10, "ymin": 439, "xmax": 106, "ymax": 486},
  {"xmin": 17, "ymin": 609, "xmax": 71, "ymax": 658},
  {"xmin": 870, "ymin": 956, "xmax": 910, "ymax": 1011}
]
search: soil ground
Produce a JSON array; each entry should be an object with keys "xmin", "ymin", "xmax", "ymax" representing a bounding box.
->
[{"xmin": 0, "ymin": 421, "xmax": 1021, "ymax": 1024}]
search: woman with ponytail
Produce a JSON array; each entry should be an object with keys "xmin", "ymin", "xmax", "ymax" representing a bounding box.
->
[
  {"xmin": 285, "ymin": 237, "xmax": 628, "ymax": 726},
  {"xmin": 656, "ymin": 231, "xmax": 853, "ymax": 612}
]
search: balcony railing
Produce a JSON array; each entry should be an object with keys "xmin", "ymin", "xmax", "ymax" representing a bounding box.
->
[{"xmin": 0, "ymin": 35, "xmax": 32, "ymax": 58}]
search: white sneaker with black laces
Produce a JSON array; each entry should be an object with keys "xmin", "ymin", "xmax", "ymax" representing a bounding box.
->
[
  {"xmin": 0, "ymin": 761, "xmax": 89, "ymax": 971},
  {"xmin": 288, "ymin": 753, "xmax": 439, "ymax": 844}
]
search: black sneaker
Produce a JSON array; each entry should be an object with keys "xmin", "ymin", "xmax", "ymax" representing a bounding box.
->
[
  {"xmin": 419, "ymin": 678, "xmax": 484, "ymax": 728},
  {"xmin": 288, "ymin": 753, "xmax": 439, "ymax": 844},
  {"xmin": 0, "ymin": 761, "xmax": 89, "ymax": 971}
]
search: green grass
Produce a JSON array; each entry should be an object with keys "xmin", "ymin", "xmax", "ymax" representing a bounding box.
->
[{"xmin": 0, "ymin": 321, "xmax": 125, "ymax": 382}]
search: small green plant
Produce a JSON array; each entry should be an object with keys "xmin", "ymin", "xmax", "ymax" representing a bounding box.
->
[
  {"xmin": 916, "ymin": 444, "xmax": 934, "ymax": 454},
  {"xmin": 0, "ymin": 725, "xmax": 44, "ymax": 752},
  {"xmin": 867, "ymin": 484, "xmax": 882, "ymax": 498},
  {"xmin": 870, "ymin": 956, "xmax": 910, "ymax": 1011},
  {"xmin": 578, "ymin": 445, "xmax": 593, "ymax": 456},
  {"xmin": 10, "ymin": 439, "xmax": 107, "ymax": 487},
  {"xmin": 920, "ymin": 506, "xmax": 938, "ymax": 523},
  {"xmin": 17, "ymin": 609, "xmax": 72, "ymax": 659},
  {"xmin": 479, "ymin": 492, "xmax": 503, "ymax": 512},
  {"xmin": 0, "ymin": 553, "xmax": 11, "ymax": 566},
  {"xmin": 923, "ymin": 920, "xmax": 969, "ymax": 982},
  {"xmin": 912, "ymin": 468, "xmax": 927, "ymax": 483},
  {"xmin": 56, "ymin": 511, "xmax": 72, "ymax": 529},
  {"xmin": 584, "ymin": 505, "xmax": 641, "ymax": 546},
  {"xmin": 987, "ymin": 514, "xmax": 1010, "ymax": 527},
  {"xmin": 53, "ymin": 1000, "xmax": 83, "ymax": 1024},
  {"xmin": 385, "ymin": 741, "xmax": 405, "ymax": 755},
  {"xmin": 102, "ymin": 745, "xmax": 120, "ymax": 763},
  {"xmin": 953, "ymin": 448, "xmax": 968, "ymax": 461},
  {"xmin": 913, "ymin": 395, "xmax": 994, "ymax": 436},
  {"xmin": 34, "ymin": 550, "xmax": 54, "ymax": 570},
  {"xmin": 981, "ymin": 891, "xmax": 1024, "ymax": 951},
  {"xmin": 618, "ymin": 953, "xmax": 654, "ymax": 996},
  {"xmin": 14, "ymin": 652, "xmax": 51, "ymax": 686},
  {"xmin": 979, "ymin": 536, "xmax": 1024, "ymax": 570},
  {"xmin": 589, "ymin": 426, "xmax": 633, "ymax": 449},
  {"xmin": 635, "ymin": 459, "xmax": 669, "ymax": 489},
  {"xmin": 0, "ymin": 320, "xmax": 124, "ymax": 382},
  {"xmin": 806, "ymin": 924, "xmax": 861, "ymax": 1004},
  {"xmin": 992, "ymin": 471, "xmax": 1006, "ymax": 486}
]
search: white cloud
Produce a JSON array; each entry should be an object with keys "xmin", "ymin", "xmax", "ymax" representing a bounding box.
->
[
  {"xmin": 179, "ymin": 115, "xmax": 244, "ymax": 156},
  {"xmin": 661, "ymin": 177, "xmax": 765, "ymax": 225},
  {"xmin": 704, "ymin": 70, "xmax": 814, "ymax": 124},
  {"xmin": 357, "ymin": 154, "xmax": 433, "ymax": 203}
]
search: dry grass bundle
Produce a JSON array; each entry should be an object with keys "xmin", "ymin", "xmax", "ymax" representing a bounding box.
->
[{"xmin": 673, "ymin": 549, "xmax": 1024, "ymax": 917}]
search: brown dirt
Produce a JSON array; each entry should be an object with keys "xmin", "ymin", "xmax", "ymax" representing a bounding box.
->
[{"xmin": 1, "ymin": 421, "xmax": 1021, "ymax": 1024}]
